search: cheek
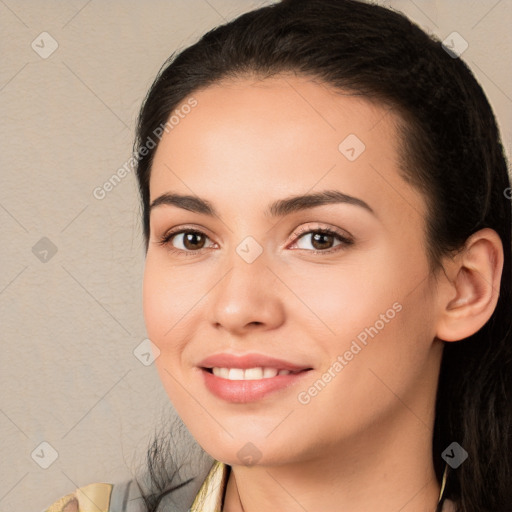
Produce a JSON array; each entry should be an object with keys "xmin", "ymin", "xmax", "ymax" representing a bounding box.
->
[
  {"xmin": 142, "ymin": 262, "xmax": 192, "ymax": 405},
  {"xmin": 284, "ymin": 255, "xmax": 401, "ymax": 347},
  {"xmin": 294, "ymin": 251, "xmax": 435, "ymax": 398},
  {"xmin": 142, "ymin": 262, "xmax": 168, "ymax": 343},
  {"xmin": 296, "ymin": 298, "xmax": 435, "ymax": 444},
  {"xmin": 142, "ymin": 256, "xmax": 190, "ymax": 356}
]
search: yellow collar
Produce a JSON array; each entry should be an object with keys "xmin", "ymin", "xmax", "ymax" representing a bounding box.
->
[{"xmin": 189, "ymin": 460, "xmax": 229, "ymax": 512}]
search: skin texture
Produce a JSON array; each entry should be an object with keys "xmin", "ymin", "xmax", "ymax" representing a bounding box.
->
[{"xmin": 142, "ymin": 74, "xmax": 503, "ymax": 512}]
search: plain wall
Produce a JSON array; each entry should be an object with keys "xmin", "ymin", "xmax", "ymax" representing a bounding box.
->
[{"xmin": 0, "ymin": 1, "xmax": 510, "ymax": 510}]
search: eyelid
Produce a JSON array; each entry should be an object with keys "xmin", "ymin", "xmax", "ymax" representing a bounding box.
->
[
  {"xmin": 289, "ymin": 223, "xmax": 353, "ymax": 243},
  {"xmin": 160, "ymin": 224, "xmax": 214, "ymax": 242}
]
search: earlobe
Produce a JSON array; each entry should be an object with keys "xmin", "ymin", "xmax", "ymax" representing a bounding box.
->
[{"xmin": 435, "ymin": 228, "xmax": 504, "ymax": 342}]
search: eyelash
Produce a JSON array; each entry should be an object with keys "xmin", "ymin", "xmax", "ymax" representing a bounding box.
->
[{"xmin": 157, "ymin": 224, "xmax": 354, "ymax": 256}]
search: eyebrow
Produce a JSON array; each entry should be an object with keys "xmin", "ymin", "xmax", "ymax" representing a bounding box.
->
[{"xmin": 149, "ymin": 189, "xmax": 374, "ymax": 217}]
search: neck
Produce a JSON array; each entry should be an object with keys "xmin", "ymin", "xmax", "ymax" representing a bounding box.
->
[{"xmin": 223, "ymin": 409, "xmax": 442, "ymax": 512}]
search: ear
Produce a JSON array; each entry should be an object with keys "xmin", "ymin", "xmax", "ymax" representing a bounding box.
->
[{"xmin": 435, "ymin": 228, "xmax": 504, "ymax": 342}]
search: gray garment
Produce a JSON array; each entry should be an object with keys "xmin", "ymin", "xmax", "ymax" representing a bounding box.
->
[
  {"xmin": 109, "ymin": 481, "xmax": 144, "ymax": 512},
  {"xmin": 108, "ymin": 456, "xmax": 215, "ymax": 512}
]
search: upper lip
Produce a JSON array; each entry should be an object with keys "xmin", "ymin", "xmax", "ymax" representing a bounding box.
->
[{"xmin": 198, "ymin": 353, "xmax": 312, "ymax": 372}]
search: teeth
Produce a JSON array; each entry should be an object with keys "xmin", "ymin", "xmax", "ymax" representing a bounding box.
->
[
  {"xmin": 263, "ymin": 367, "xmax": 278, "ymax": 378},
  {"xmin": 211, "ymin": 367, "xmax": 294, "ymax": 380},
  {"xmin": 245, "ymin": 367, "xmax": 264, "ymax": 379},
  {"xmin": 228, "ymin": 368, "xmax": 245, "ymax": 380},
  {"xmin": 212, "ymin": 367, "xmax": 229, "ymax": 379}
]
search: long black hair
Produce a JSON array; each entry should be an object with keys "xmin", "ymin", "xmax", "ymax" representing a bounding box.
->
[{"xmin": 133, "ymin": 1, "xmax": 512, "ymax": 510}]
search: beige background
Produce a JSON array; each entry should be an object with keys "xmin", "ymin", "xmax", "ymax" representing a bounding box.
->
[{"xmin": 0, "ymin": 1, "xmax": 510, "ymax": 510}]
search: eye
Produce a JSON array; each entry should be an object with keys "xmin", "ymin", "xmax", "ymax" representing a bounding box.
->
[
  {"xmin": 289, "ymin": 225, "xmax": 354, "ymax": 254},
  {"xmin": 156, "ymin": 224, "xmax": 353, "ymax": 256},
  {"xmin": 157, "ymin": 227, "xmax": 216, "ymax": 255}
]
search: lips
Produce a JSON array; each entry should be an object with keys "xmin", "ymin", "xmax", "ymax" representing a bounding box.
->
[{"xmin": 198, "ymin": 352, "xmax": 313, "ymax": 403}]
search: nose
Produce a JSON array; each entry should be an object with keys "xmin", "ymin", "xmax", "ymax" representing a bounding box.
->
[{"xmin": 208, "ymin": 249, "xmax": 286, "ymax": 336}]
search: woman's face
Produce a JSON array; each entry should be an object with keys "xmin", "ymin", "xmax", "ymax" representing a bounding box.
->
[{"xmin": 143, "ymin": 74, "xmax": 444, "ymax": 467}]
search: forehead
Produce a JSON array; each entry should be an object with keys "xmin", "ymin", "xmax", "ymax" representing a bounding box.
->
[{"xmin": 149, "ymin": 74, "xmax": 425, "ymax": 225}]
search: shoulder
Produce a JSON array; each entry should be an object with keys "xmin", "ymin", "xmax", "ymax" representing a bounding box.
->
[{"xmin": 44, "ymin": 480, "xmax": 146, "ymax": 512}]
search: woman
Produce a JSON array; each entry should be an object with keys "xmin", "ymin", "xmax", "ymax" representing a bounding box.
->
[{"xmin": 45, "ymin": 0, "xmax": 512, "ymax": 511}]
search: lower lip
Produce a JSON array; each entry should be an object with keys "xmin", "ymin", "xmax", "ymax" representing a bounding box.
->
[{"xmin": 201, "ymin": 369, "xmax": 311, "ymax": 403}]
